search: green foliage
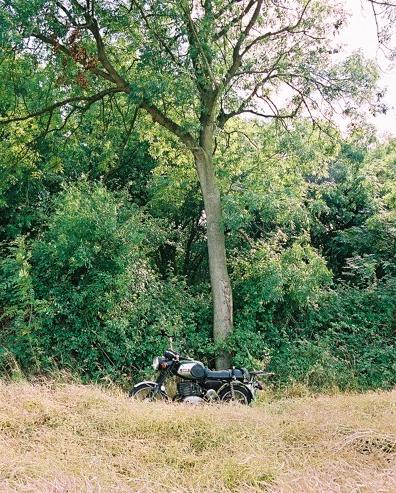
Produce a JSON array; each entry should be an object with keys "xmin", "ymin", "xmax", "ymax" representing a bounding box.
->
[
  {"xmin": 229, "ymin": 239, "xmax": 332, "ymax": 368},
  {"xmin": 0, "ymin": 46, "xmax": 395, "ymax": 391},
  {"xmin": 225, "ymin": 131, "xmax": 396, "ymax": 390},
  {"xmin": 1, "ymin": 128, "xmax": 396, "ymax": 390},
  {"xmin": 0, "ymin": 237, "xmax": 46, "ymax": 373},
  {"xmin": 1, "ymin": 0, "xmax": 394, "ymax": 392},
  {"xmin": 0, "ymin": 183, "xmax": 207, "ymax": 381},
  {"xmin": 272, "ymin": 279, "xmax": 396, "ymax": 391}
]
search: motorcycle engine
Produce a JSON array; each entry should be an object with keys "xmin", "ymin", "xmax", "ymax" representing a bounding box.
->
[
  {"xmin": 177, "ymin": 381, "xmax": 217, "ymax": 404},
  {"xmin": 177, "ymin": 381, "xmax": 205, "ymax": 404},
  {"xmin": 177, "ymin": 381, "xmax": 201, "ymax": 397}
]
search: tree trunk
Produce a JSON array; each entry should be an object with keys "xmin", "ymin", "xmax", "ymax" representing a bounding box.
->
[{"xmin": 194, "ymin": 147, "xmax": 233, "ymax": 369}]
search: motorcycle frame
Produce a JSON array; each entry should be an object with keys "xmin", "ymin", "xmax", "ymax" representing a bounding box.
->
[
  {"xmin": 158, "ymin": 362, "xmax": 257, "ymax": 401},
  {"xmin": 131, "ymin": 354, "xmax": 269, "ymax": 402}
]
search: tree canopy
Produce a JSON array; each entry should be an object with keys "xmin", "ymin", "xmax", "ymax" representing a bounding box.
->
[{"xmin": 0, "ymin": 0, "xmax": 395, "ymax": 386}]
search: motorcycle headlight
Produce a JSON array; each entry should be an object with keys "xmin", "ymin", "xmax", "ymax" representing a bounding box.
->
[{"xmin": 152, "ymin": 356, "xmax": 160, "ymax": 370}]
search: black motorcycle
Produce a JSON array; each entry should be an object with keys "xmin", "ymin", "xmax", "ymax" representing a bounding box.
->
[{"xmin": 130, "ymin": 349, "xmax": 272, "ymax": 405}]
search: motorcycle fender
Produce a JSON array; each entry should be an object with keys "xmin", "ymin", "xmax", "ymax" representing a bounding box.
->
[
  {"xmin": 133, "ymin": 381, "xmax": 166, "ymax": 392},
  {"xmin": 218, "ymin": 382, "xmax": 255, "ymax": 400}
]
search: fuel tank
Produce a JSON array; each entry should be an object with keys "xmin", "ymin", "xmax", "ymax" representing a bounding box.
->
[{"xmin": 177, "ymin": 361, "xmax": 206, "ymax": 380}]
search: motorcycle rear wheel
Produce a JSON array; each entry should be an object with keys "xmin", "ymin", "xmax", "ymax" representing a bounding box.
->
[
  {"xmin": 218, "ymin": 383, "xmax": 252, "ymax": 405},
  {"xmin": 129, "ymin": 383, "xmax": 168, "ymax": 401}
]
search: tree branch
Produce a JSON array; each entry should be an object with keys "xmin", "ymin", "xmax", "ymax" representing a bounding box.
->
[
  {"xmin": 131, "ymin": 0, "xmax": 185, "ymax": 71},
  {"xmin": 228, "ymin": 96, "xmax": 303, "ymax": 122},
  {"xmin": 84, "ymin": 15, "xmax": 129, "ymax": 89},
  {"xmin": 242, "ymin": 0, "xmax": 312, "ymax": 54},
  {"xmin": 8, "ymin": 3, "xmax": 198, "ymax": 152},
  {"xmin": 140, "ymin": 101, "xmax": 196, "ymax": 148},
  {"xmin": 367, "ymin": 0, "xmax": 396, "ymax": 6},
  {"xmin": 222, "ymin": 0, "xmax": 264, "ymax": 86},
  {"xmin": 0, "ymin": 88, "xmax": 122, "ymax": 124},
  {"xmin": 178, "ymin": 0, "xmax": 216, "ymax": 89},
  {"xmin": 32, "ymin": 32, "xmax": 114, "ymax": 83},
  {"xmin": 214, "ymin": 0, "xmax": 258, "ymax": 41}
]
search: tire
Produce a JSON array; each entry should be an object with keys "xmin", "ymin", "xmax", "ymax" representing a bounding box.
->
[
  {"xmin": 129, "ymin": 383, "xmax": 168, "ymax": 401},
  {"xmin": 218, "ymin": 383, "xmax": 252, "ymax": 405}
]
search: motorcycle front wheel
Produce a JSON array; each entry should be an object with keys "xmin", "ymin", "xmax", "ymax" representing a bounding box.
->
[
  {"xmin": 129, "ymin": 383, "xmax": 169, "ymax": 402},
  {"xmin": 218, "ymin": 383, "xmax": 252, "ymax": 405}
]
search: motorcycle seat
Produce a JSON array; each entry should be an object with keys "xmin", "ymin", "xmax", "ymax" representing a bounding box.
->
[
  {"xmin": 206, "ymin": 370, "xmax": 231, "ymax": 379},
  {"xmin": 205, "ymin": 368, "xmax": 247, "ymax": 380}
]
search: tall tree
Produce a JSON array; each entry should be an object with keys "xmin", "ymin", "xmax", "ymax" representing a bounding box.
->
[{"xmin": 0, "ymin": 0, "xmax": 379, "ymax": 367}]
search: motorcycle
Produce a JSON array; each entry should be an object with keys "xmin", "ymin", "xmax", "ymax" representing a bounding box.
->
[{"xmin": 130, "ymin": 349, "xmax": 272, "ymax": 405}]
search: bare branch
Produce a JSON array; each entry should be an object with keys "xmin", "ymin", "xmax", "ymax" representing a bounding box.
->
[
  {"xmin": 218, "ymin": 52, "xmax": 287, "ymax": 127},
  {"xmin": 367, "ymin": 0, "xmax": 396, "ymax": 6},
  {"xmin": 226, "ymin": 95, "xmax": 303, "ymax": 122},
  {"xmin": 218, "ymin": 82, "xmax": 261, "ymax": 127},
  {"xmin": 224, "ymin": 128, "xmax": 259, "ymax": 149},
  {"xmin": 56, "ymin": 2, "xmax": 86, "ymax": 27},
  {"xmin": 47, "ymin": 106, "xmax": 79, "ymax": 135}
]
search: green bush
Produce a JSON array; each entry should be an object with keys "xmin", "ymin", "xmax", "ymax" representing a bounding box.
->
[
  {"xmin": 258, "ymin": 280, "xmax": 396, "ymax": 391},
  {"xmin": 0, "ymin": 183, "xmax": 209, "ymax": 382},
  {"xmin": 226, "ymin": 235, "xmax": 396, "ymax": 390}
]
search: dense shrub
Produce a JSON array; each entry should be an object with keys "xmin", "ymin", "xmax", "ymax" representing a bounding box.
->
[
  {"xmin": 227, "ymin": 232, "xmax": 396, "ymax": 390},
  {"xmin": 231, "ymin": 278, "xmax": 396, "ymax": 391},
  {"xmin": 0, "ymin": 183, "xmax": 209, "ymax": 381}
]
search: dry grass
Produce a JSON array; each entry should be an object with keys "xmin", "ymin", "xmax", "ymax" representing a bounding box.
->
[{"xmin": 0, "ymin": 382, "xmax": 395, "ymax": 492}]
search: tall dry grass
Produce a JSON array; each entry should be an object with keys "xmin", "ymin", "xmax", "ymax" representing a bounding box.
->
[{"xmin": 0, "ymin": 381, "xmax": 394, "ymax": 492}]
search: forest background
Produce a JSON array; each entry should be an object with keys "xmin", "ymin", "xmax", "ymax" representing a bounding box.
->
[{"xmin": 0, "ymin": 0, "xmax": 395, "ymax": 391}]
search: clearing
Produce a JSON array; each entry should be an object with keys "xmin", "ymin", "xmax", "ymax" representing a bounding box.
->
[{"xmin": 0, "ymin": 382, "xmax": 395, "ymax": 492}]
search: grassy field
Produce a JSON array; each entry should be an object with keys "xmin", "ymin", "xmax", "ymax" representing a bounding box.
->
[{"xmin": 0, "ymin": 382, "xmax": 395, "ymax": 492}]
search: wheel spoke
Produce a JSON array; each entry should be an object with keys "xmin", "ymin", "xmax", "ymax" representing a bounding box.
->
[
  {"xmin": 222, "ymin": 389, "xmax": 248, "ymax": 404},
  {"xmin": 131, "ymin": 385, "xmax": 167, "ymax": 401}
]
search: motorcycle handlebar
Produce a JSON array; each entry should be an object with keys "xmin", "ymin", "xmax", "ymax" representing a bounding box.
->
[
  {"xmin": 163, "ymin": 350, "xmax": 178, "ymax": 360},
  {"xmin": 164, "ymin": 349, "xmax": 194, "ymax": 361}
]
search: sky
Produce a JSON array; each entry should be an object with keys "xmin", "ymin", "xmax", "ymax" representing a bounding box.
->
[{"xmin": 342, "ymin": 0, "xmax": 396, "ymax": 136}]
